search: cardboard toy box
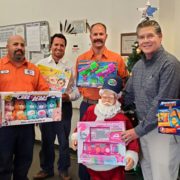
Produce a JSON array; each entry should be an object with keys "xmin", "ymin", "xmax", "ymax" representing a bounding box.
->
[
  {"xmin": 77, "ymin": 60, "xmax": 117, "ymax": 88},
  {"xmin": 0, "ymin": 91, "xmax": 62, "ymax": 127},
  {"xmin": 38, "ymin": 64, "xmax": 71, "ymax": 93},
  {"xmin": 158, "ymin": 99, "xmax": 180, "ymax": 135},
  {"xmin": 77, "ymin": 121, "xmax": 126, "ymax": 166}
]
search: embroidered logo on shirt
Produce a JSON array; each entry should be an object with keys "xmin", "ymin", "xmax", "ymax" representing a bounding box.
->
[
  {"xmin": 0, "ymin": 70, "xmax": 9, "ymax": 74},
  {"xmin": 24, "ymin": 69, "xmax": 35, "ymax": 76}
]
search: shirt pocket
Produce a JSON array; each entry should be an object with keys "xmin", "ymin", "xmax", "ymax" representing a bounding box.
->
[{"xmin": 143, "ymin": 74, "xmax": 159, "ymax": 98}]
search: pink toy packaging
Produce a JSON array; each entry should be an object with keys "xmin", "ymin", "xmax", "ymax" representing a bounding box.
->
[
  {"xmin": 77, "ymin": 121, "xmax": 126, "ymax": 166},
  {"xmin": 0, "ymin": 91, "xmax": 62, "ymax": 127}
]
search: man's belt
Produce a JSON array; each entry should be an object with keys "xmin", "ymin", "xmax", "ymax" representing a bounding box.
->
[{"xmin": 83, "ymin": 97, "xmax": 98, "ymax": 105}]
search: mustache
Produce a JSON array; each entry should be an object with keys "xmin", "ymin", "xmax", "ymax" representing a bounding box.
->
[
  {"xmin": 14, "ymin": 49, "xmax": 24, "ymax": 55},
  {"xmin": 102, "ymin": 101, "xmax": 113, "ymax": 106},
  {"xmin": 13, "ymin": 49, "xmax": 25, "ymax": 61},
  {"xmin": 93, "ymin": 39, "xmax": 103, "ymax": 43}
]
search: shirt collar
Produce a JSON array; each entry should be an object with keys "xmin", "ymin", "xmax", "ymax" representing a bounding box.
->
[
  {"xmin": 89, "ymin": 47, "xmax": 109, "ymax": 59},
  {"xmin": 3, "ymin": 55, "xmax": 28, "ymax": 66},
  {"xmin": 142, "ymin": 46, "xmax": 164, "ymax": 62},
  {"xmin": 47, "ymin": 55, "xmax": 66, "ymax": 65}
]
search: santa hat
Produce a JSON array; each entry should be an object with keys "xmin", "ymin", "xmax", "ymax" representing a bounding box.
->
[{"xmin": 99, "ymin": 75, "xmax": 123, "ymax": 97}]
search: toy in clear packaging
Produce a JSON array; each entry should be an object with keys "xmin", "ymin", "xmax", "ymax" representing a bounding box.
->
[
  {"xmin": 158, "ymin": 99, "xmax": 180, "ymax": 135},
  {"xmin": 47, "ymin": 98, "xmax": 57, "ymax": 117},
  {"xmin": 25, "ymin": 100, "xmax": 37, "ymax": 120},
  {"xmin": 37, "ymin": 101, "xmax": 47, "ymax": 118},
  {"xmin": 13, "ymin": 99, "xmax": 27, "ymax": 120},
  {"xmin": 95, "ymin": 63, "xmax": 116, "ymax": 78},
  {"xmin": 77, "ymin": 60, "xmax": 117, "ymax": 88},
  {"xmin": 0, "ymin": 91, "xmax": 62, "ymax": 127},
  {"xmin": 78, "ymin": 61, "xmax": 99, "ymax": 81},
  {"xmin": 77, "ymin": 121, "xmax": 126, "ymax": 166},
  {"xmin": 5, "ymin": 100, "xmax": 14, "ymax": 121}
]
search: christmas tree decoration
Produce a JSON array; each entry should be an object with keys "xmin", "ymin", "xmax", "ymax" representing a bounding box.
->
[
  {"xmin": 137, "ymin": 0, "xmax": 158, "ymax": 19},
  {"xmin": 126, "ymin": 41, "xmax": 142, "ymax": 73}
]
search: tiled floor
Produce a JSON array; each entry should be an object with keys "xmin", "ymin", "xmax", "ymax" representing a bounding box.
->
[{"xmin": 28, "ymin": 142, "xmax": 143, "ymax": 180}]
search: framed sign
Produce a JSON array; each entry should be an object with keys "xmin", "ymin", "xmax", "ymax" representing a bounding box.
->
[{"xmin": 121, "ymin": 33, "xmax": 137, "ymax": 56}]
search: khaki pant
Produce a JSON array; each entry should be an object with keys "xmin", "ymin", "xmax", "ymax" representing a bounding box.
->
[{"xmin": 140, "ymin": 128, "xmax": 180, "ymax": 180}]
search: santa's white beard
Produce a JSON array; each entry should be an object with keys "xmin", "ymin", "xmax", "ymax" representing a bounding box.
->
[{"xmin": 94, "ymin": 99, "xmax": 122, "ymax": 121}]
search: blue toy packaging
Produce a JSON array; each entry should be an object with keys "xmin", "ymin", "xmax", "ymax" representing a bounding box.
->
[
  {"xmin": 0, "ymin": 91, "xmax": 62, "ymax": 127},
  {"xmin": 77, "ymin": 60, "xmax": 117, "ymax": 88},
  {"xmin": 158, "ymin": 99, "xmax": 180, "ymax": 135}
]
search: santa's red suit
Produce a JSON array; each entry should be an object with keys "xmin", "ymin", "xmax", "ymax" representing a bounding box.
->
[{"xmin": 80, "ymin": 104, "xmax": 139, "ymax": 180}]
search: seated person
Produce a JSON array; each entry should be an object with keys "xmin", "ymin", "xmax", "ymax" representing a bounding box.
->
[{"xmin": 71, "ymin": 76, "xmax": 139, "ymax": 180}]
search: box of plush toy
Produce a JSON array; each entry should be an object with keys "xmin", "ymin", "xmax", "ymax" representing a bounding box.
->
[{"xmin": 0, "ymin": 91, "xmax": 62, "ymax": 127}]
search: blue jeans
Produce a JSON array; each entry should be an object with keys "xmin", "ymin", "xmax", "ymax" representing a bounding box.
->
[
  {"xmin": 39, "ymin": 101, "xmax": 72, "ymax": 175},
  {"xmin": 78, "ymin": 101, "xmax": 94, "ymax": 180},
  {"xmin": 0, "ymin": 125, "xmax": 34, "ymax": 180}
]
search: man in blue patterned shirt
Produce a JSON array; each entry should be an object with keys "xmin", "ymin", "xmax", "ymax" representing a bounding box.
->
[{"xmin": 122, "ymin": 19, "xmax": 180, "ymax": 180}]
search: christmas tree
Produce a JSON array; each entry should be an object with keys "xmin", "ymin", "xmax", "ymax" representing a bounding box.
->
[{"xmin": 127, "ymin": 41, "xmax": 142, "ymax": 73}]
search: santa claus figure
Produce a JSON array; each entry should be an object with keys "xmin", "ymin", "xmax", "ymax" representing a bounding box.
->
[{"xmin": 72, "ymin": 75, "xmax": 139, "ymax": 180}]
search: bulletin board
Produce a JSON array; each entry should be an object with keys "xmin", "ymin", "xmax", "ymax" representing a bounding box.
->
[{"xmin": 0, "ymin": 21, "xmax": 50, "ymax": 63}]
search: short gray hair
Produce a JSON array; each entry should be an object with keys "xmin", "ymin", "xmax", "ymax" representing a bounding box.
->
[{"xmin": 136, "ymin": 19, "xmax": 162, "ymax": 35}]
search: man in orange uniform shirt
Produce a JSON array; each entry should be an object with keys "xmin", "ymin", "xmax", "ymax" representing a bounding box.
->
[
  {"xmin": 0, "ymin": 35, "xmax": 49, "ymax": 180},
  {"xmin": 76, "ymin": 22, "xmax": 128, "ymax": 180}
]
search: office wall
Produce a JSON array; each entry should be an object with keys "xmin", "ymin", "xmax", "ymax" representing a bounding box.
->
[
  {"xmin": 1, "ymin": 0, "xmax": 179, "ymax": 58},
  {"xmin": 174, "ymin": 0, "xmax": 180, "ymax": 59},
  {"xmin": 158, "ymin": 0, "xmax": 180, "ymax": 59},
  {"xmin": 0, "ymin": 0, "xmax": 159, "ymax": 53}
]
